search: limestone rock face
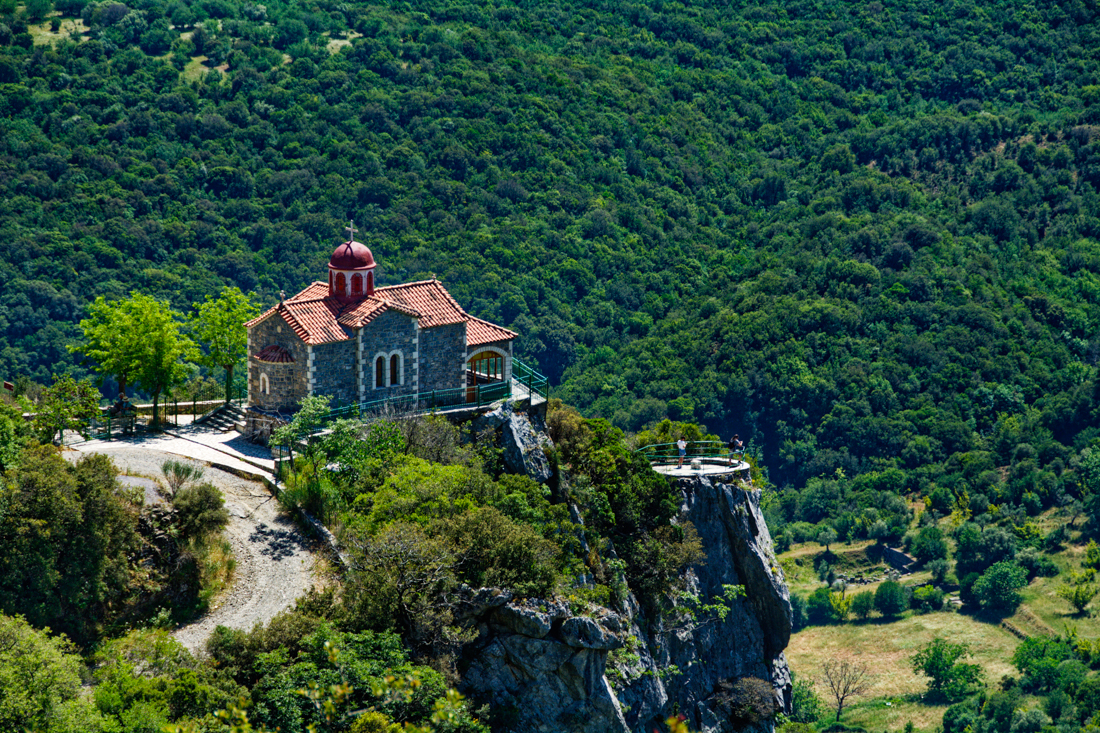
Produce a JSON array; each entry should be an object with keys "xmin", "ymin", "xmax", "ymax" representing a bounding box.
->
[
  {"xmin": 457, "ymin": 475, "xmax": 793, "ymax": 733},
  {"xmin": 459, "ymin": 597, "xmax": 629, "ymax": 733},
  {"xmin": 474, "ymin": 404, "xmax": 554, "ymax": 484}
]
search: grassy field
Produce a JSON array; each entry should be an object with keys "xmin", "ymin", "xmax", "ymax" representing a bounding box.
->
[{"xmin": 786, "ymin": 612, "xmax": 1021, "ymax": 732}]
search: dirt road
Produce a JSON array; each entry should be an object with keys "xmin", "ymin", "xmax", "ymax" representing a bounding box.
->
[{"xmin": 67, "ymin": 444, "xmax": 316, "ymax": 655}]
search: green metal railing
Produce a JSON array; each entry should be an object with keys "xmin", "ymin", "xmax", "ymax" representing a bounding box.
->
[
  {"xmin": 322, "ymin": 359, "xmax": 548, "ymax": 424},
  {"xmin": 636, "ymin": 440, "xmax": 747, "ymax": 466}
]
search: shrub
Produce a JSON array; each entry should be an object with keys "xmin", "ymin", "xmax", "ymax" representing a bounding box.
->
[
  {"xmin": 806, "ymin": 587, "xmax": 833, "ymax": 625},
  {"xmin": 972, "ymin": 561, "xmax": 1027, "ymax": 612},
  {"xmin": 173, "ymin": 482, "xmax": 230, "ymax": 541},
  {"xmin": 926, "ymin": 558, "xmax": 948, "ymax": 584},
  {"xmin": 789, "ymin": 675, "xmax": 826, "ymax": 724},
  {"xmin": 850, "ymin": 590, "xmax": 875, "ymax": 620},
  {"xmin": 790, "ymin": 594, "xmax": 808, "ymax": 631},
  {"xmin": 713, "ymin": 676, "xmax": 778, "ymax": 728},
  {"xmin": 912, "ymin": 585, "xmax": 945, "ymax": 613},
  {"xmin": 1015, "ymin": 548, "xmax": 1058, "ymax": 579},
  {"xmin": 910, "ymin": 525, "xmax": 948, "ymax": 564},
  {"xmin": 435, "ymin": 506, "xmax": 560, "ymax": 597},
  {"xmin": 874, "ymin": 580, "xmax": 908, "ymax": 617}
]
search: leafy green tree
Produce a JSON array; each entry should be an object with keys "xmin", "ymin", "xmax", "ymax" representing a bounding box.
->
[
  {"xmin": 0, "ymin": 447, "xmax": 140, "ymax": 645},
  {"xmin": 817, "ymin": 527, "xmax": 838, "ymax": 552},
  {"xmin": 972, "ymin": 561, "xmax": 1028, "ymax": 612},
  {"xmin": 874, "ymin": 580, "xmax": 908, "ymax": 618},
  {"xmin": 71, "ymin": 293, "xmax": 150, "ymax": 400},
  {"xmin": 190, "ymin": 287, "xmax": 259, "ymax": 404},
  {"xmin": 132, "ymin": 294, "xmax": 198, "ymax": 426},
  {"xmin": 271, "ymin": 394, "xmax": 332, "ymax": 477},
  {"xmin": 910, "ymin": 638, "xmax": 982, "ymax": 700},
  {"xmin": 23, "ymin": 0, "xmax": 50, "ymax": 21},
  {"xmin": 789, "ymin": 674, "xmax": 826, "ymax": 724},
  {"xmin": 33, "ymin": 374, "xmax": 101, "ymax": 444},
  {"xmin": 0, "ymin": 613, "xmax": 112, "ymax": 732},
  {"xmin": 850, "ymin": 590, "xmax": 875, "ymax": 620}
]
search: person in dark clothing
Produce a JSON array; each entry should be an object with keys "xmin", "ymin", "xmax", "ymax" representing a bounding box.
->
[{"xmin": 728, "ymin": 434, "xmax": 744, "ymax": 465}]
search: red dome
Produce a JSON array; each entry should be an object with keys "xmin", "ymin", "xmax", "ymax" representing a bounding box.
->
[{"xmin": 329, "ymin": 241, "xmax": 376, "ymax": 270}]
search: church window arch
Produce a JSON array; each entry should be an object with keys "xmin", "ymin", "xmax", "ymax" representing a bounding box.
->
[
  {"xmin": 390, "ymin": 354, "xmax": 400, "ymax": 385},
  {"xmin": 351, "ymin": 273, "xmax": 363, "ymax": 295},
  {"xmin": 367, "ymin": 271, "xmax": 374, "ymax": 294},
  {"xmin": 260, "ymin": 373, "xmax": 269, "ymax": 395},
  {"xmin": 336, "ymin": 272, "xmax": 347, "ymax": 295},
  {"xmin": 375, "ymin": 356, "xmax": 385, "ymax": 388}
]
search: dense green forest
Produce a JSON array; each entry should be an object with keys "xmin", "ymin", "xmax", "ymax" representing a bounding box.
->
[{"xmin": 2, "ymin": 0, "xmax": 1100, "ymax": 491}]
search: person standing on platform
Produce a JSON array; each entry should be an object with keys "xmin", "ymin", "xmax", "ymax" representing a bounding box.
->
[{"xmin": 677, "ymin": 437, "xmax": 688, "ymax": 468}]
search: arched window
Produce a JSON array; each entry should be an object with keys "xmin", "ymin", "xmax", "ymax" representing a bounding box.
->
[
  {"xmin": 367, "ymin": 271, "xmax": 374, "ymax": 295},
  {"xmin": 390, "ymin": 354, "xmax": 399, "ymax": 385},
  {"xmin": 259, "ymin": 373, "xmax": 269, "ymax": 395},
  {"xmin": 375, "ymin": 356, "xmax": 385, "ymax": 388},
  {"xmin": 336, "ymin": 272, "xmax": 347, "ymax": 295},
  {"xmin": 351, "ymin": 273, "xmax": 363, "ymax": 295}
]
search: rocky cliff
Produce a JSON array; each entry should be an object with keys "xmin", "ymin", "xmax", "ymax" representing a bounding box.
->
[{"xmin": 455, "ymin": 411, "xmax": 793, "ymax": 733}]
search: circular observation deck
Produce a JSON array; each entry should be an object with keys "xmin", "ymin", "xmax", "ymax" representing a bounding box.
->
[{"xmin": 638, "ymin": 441, "xmax": 753, "ymax": 479}]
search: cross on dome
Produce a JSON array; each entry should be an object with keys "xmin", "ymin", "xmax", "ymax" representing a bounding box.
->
[{"xmin": 345, "ymin": 220, "xmax": 358, "ymax": 241}]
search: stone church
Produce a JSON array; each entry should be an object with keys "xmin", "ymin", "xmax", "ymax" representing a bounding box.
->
[{"xmin": 245, "ymin": 228, "xmax": 516, "ymax": 414}]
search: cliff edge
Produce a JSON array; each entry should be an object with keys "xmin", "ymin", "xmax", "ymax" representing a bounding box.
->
[{"xmin": 456, "ymin": 449, "xmax": 793, "ymax": 733}]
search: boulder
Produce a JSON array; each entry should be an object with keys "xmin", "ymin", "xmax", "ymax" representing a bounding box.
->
[
  {"xmin": 560, "ymin": 616, "xmax": 623, "ymax": 650},
  {"xmin": 492, "ymin": 603, "xmax": 552, "ymax": 638}
]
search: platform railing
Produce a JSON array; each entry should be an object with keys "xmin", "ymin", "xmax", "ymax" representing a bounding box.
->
[{"xmin": 636, "ymin": 440, "xmax": 746, "ymax": 467}]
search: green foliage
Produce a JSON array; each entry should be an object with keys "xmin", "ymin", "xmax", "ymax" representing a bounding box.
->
[
  {"xmin": 32, "ymin": 373, "xmax": 101, "ymax": 444},
  {"xmin": 873, "ymin": 580, "xmax": 908, "ymax": 618},
  {"xmin": 1011, "ymin": 637, "xmax": 1074, "ymax": 692},
  {"xmin": 972, "ymin": 561, "xmax": 1028, "ymax": 613},
  {"xmin": 0, "ymin": 446, "xmax": 140, "ymax": 645},
  {"xmin": 849, "ymin": 590, "xmax": 874, "ymax": 620},
  {"xmin": 789, "ymin": 674, "xmax": 826, "ymax": 724},
  {"xmin": 435, "ymin": 506, "xmax": 560, "ymax": 597},
  {"xmin": 161, "ymin": 458, "xmax": 205, "ymax": 498},
  {"xmin": 911, "ymin": 638, "xmax": 983, "ymax": 700},
  {"xmin": 911, "ymin": 585, "xmax": 945, "ymax": 614},
  {"xmin": 190, "ymin": 286, "xmax": 259, "ymax": 404},
  {"xmin": 0, "ymin": 613, "xmax": 112, "ymax": 732},
  {"xmin": 174, "ymin": 481, "xmax": 230, "ymax": 541}
]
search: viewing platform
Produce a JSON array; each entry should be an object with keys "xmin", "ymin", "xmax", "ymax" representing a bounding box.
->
[{"xmin": 637, "ymin": 441, "xmax": 752, "ymax": 481}]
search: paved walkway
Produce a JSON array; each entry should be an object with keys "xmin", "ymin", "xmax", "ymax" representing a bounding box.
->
[{"xmin": 70, "ymin": 423, "xmax": 275, "ymax": 481}]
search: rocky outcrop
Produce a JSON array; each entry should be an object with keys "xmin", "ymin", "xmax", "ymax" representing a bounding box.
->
[
  {"xmin": 611, "ymin": 477, "xmax": 793, "ymax": 733},
  {"xmin": 458, "ymin": 592, "xmax": 629, "ymax": 733},
  {"xmin": 472, "ymin": 404, "xmax": 553, "ymax": 483},
  {"xmin": 457, "ymin": 476, "xmax": 793, "ymax": 733}
]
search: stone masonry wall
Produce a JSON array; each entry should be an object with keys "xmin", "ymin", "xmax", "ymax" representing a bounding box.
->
[
  {"xmin": 248, "ymin": 314, "xmax": 309, "ymax": 412},
  {"xmin": 311, "ymin": 338, "xmax": 357, "ymax": 406},
  {"xmin": 360, "ymin": 310, "xmax": 418, "ymax": 400},
  {"xmin": 419, "ymin": 322, "xmax": 467, "ymax": 393}
]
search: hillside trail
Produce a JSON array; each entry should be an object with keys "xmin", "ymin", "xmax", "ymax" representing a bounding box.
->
[{"xmin": 66, "ymin": 431, "xmax": 317, "ymax": 655}]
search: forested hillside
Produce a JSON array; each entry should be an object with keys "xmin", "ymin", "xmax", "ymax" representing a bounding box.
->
[{"xmin": 2, "ymin": 0, "xmax": 1100, "ymax": 488}]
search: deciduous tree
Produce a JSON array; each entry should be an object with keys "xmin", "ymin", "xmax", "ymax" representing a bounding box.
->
[
  {"xmin": 190, "ymin": 287, "xmax": 259, "ymax": 404},
  {"xmin": 911, "ymin": 638, "xmax": 982, "ymax": 700},
  {"xmin": 820, "ymin": 658, "xmax": 871, "ymax": 723}
]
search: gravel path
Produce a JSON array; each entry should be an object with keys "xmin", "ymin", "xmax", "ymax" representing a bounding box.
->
[{"xmin": 66, "ymin": 443, "xmax": 317, "ymax": 655}]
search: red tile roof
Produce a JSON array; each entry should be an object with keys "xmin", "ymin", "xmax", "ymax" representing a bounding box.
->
[
  {"xmin": 467, "ymin": 316, "xmax": 518, "ymax": 346},
  {"xmin": 247, "ymin": 279, "xmax": 515, "ymax": 348},
  {"xmin": 376, "ymin": 280, "xmax": 468, "ymax": 328}
]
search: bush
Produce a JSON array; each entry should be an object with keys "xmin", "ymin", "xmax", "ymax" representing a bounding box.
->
[
  {"xmin": 910, "ymin": 525, "xmax": 948, "ymax": 564},
  {"xmin": 790, "ymin": 593, "xmax": 808, "ymax": 631},
  {"xmin": 1015, "ymin": 548, "xmax": 1059, "ymax": 579},
  {"xmin": 912, "ymin": 585, "xmax": 944, "ymax": 613},
  {"xmin": 435, "ymin": 506, "xmax": 560, "ymax": 597},
  {"xmin": 850, "ymin": 590, "xmax": 875, "ymax": 620},
  {"xmin": 874, "ymin": 580, "xmax": 908, "ymax": 617},
  {"xmin": 173, "ymin": 482, "xmax": 230, "ymax": 541},
  {"xmin": 972, "ymin": 561, "xmax": 1028, "ymax": 612},
  {"xmin": 789, "ymin": 675, "xmax": 826, "ymax": 724},
  {"xmin": 806, "ymin": 587, "xmax": 833, "ymax": 625},
  {"xmin": 713, "ymin": 676, "xmax": 778, "ymax": 728}
]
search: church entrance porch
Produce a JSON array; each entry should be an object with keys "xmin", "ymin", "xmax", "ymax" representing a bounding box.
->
[{"xmin": 466, "ymin": 350, "xmax": 506, "ymax": 403}]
